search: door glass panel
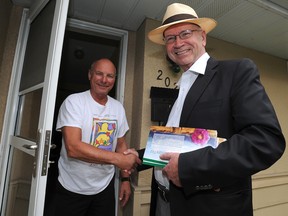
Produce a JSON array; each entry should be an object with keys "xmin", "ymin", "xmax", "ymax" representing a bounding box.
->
[
  {"xmin": 5, "ymin": 149, "xmax": 33, "ymax": 216},
  {"xmin": 19, "ymin": 0, "xmax": 55, "ymax": 91},
  {"xmin": 16, "ymin": 88, "xmax": 43, "ymax": 141},
  {"xmin": 5, "ymin": 88, "xmax": 42, "ymax": 216}
]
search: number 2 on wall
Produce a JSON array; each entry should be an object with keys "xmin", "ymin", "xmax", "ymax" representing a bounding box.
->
[{"xmin": 157, "ymin": 70, "xmax": 176, "ymax": 88}]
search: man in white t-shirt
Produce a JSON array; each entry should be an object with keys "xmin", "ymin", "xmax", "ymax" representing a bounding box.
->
[{"xmin": 53, "ymin": 58, "xmax": 141, "ymax": 216}]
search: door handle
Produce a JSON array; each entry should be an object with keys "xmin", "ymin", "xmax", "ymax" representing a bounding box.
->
[
  {"xmin": 23, "ymin": 144, "xmax": 38, "ymax": 150},
  {"xmin": 50, "ymin": 143, "xmax": 57, "ymax": 149}
]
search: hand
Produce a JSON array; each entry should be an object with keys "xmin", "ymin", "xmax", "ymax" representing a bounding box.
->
[
  {"xmin": 116, "ymin": 152, "xmax": 141, "ymax": 173},
  {"xmin": 123, "ymin": 148, "xmax": 139, "ymax": 157},
  {"xmin": 122, "ymin": 148, "xmax": 141, "ymax": 174},
  {"xmin": 160, "ymin": 152, "xmax": 182, "ymax": 187},
  {"xmin": 119, "ymin": 181, "xmax": 131, "ymax": 207}
]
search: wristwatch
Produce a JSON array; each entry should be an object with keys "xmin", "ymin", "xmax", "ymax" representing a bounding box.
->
[{"xmin": 121, "ymin": 177, "xmax": 131, "ymax": 182}]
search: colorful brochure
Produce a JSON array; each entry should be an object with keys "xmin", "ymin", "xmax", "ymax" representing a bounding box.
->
[{"xmin": 143, "ymin": 126, "xmax": 225, "ymax": 167}]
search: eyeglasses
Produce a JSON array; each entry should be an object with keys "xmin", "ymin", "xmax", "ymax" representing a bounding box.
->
[{"xmin": 163, "ymin": 29, "xmax": 202, "ymax": 44}]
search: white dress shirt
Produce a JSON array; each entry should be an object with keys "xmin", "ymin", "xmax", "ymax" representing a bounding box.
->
[{"xmin": 154, "ymin": 52, "xmax": 210, "ymax": 188}]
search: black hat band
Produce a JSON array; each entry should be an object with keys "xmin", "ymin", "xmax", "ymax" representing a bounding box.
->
[{"xmin": 162, "ymin": 14, "xmax": 197, "ymax": 25}]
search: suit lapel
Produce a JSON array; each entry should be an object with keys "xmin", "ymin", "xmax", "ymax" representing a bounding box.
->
[{"xmin": 180, "ymin": 58, "xmax": 218, "ymax": 126}]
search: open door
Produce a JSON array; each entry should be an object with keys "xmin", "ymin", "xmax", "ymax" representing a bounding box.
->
[{"xmin": 0, "ymin": 0, "xmax": 69, "ymax": 215}]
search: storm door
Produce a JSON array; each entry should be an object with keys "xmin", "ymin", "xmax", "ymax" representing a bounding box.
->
[{"xmin": 0, "ymin": 0, "xmax": 69, "ymax": 215}]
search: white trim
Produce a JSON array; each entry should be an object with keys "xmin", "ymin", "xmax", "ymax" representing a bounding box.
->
[
  {"xmin": 19, "ymin": 83, "xmax": 44, "ymax": 95},
  {"xmin": 117, "ymin": 31, "xmax": 128, "ymax": 104},
  {"xmin": 249, "ymin": 0, "xmax": 288, "ymax": 18},
  {"xmin": 10, "ymin": 136, "xmax": 36, "ymax": 157},
  {"xmin": 29, "ymin": 0, "xmax": 50, "ymax": 21}
]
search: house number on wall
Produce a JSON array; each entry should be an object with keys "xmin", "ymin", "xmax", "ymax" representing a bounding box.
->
[{"xmin": 157, "ymin": 69, "xmax": 177, "ymax": 88}]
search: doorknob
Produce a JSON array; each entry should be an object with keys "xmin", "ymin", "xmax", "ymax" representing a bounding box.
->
[
  {"xmin": 23, "ymin": 144, "xmax": 38, "ymax": 150},
  {"xmin": 50, "ymin": 143, "xmax": 57, "ymax": 149},
  {"xmin": 48, "ymin": 160, "xmax": 55, "ymax": 168}
]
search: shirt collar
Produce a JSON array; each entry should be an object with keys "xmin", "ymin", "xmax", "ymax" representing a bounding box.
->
[{"xmin": 188, "ymin": 52, "xmax": 210, "ymax": 75}]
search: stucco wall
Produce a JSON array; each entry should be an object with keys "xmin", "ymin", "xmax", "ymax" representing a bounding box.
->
[
  {"xmin": 0, "ymin": 0, "xmax": 13, "ymax": 139},
  {"xmin": 0, "ymin": 0, "xmax": 12, "ymax": 60},
  {"xmin": 0, "ymin": 4, "xmax": 23, "ymax": 140}
]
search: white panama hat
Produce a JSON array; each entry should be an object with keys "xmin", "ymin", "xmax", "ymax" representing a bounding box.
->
[{"xmin": 148, "ymin": 3, "xmax": 217, "ymax": 45}]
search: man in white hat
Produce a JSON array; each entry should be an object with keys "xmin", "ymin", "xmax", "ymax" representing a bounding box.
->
[{"xmin": 136, "ymin": 3, "xmax": 285, "ymax": 216}]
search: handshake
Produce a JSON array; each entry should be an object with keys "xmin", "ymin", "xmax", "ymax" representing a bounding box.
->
[{"xmin": 115, "ymin": 149, "xmax": 141, "ymax": 174}]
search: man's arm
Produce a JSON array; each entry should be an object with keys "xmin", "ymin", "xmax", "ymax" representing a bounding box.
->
[{"xmin": 62, "ymin": 126, "xmax": 141, "ymax": 171}]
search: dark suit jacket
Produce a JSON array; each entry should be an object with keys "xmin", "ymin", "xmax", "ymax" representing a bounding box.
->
[{"xmin": 138, "ymin": 58, "xmax": 285, "ymax": 216}]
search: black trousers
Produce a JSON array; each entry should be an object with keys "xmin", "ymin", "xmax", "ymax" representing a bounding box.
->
[{"xmin": 50, "ymin": 178, "xmax": 115, "ymax": 216}]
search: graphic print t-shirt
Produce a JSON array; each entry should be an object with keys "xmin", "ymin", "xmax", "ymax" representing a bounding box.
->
[
  {"xmin": 90, "ymin": 119, "xmax": 116, "ymax": 152},
  {"xmin": 56, "ymin": 90, "xmax": 129, "ymax": 195}
]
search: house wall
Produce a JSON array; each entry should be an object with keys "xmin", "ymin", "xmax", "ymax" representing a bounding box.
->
[
  {"xmin": 0, "ymin": 4, "xmax": 287, "ymax": 216},
  {"xmin": 0, "ymin": 1, "xmax": 22, "ymax": 139}
]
